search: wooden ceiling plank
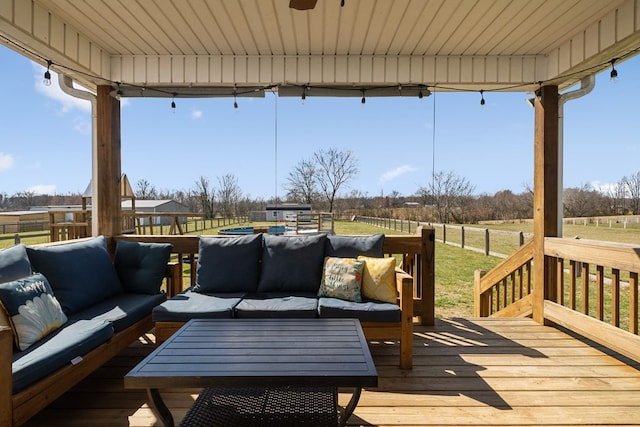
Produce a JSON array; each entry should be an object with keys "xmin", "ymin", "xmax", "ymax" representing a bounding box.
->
[
  {"xmin": 516, "ymin": 0, "xmax": 625, "ymax": 56},
  {"xmin": 372, "ymin": 0, "xmax": 413, "ymax": 55},
  {"xmin": 414, "ymin": 0, "xmax": 460, "ymax": 55},
  {"xmin": 171, "ymin": 1, "xmax": 218, "ymax": 55},
  {"xmin": 252, "ymin": 0, "xmax": 283, "ymax": 55},
  {"xmin": 137, "ymin": 0, "xmax": 196, "ymax": 55},
  {"xmin": 222, "ymin": 0, "xmax": 260, "ymax": 55},
  {"xmin": 462, "ymin": 0, "xmax": 531, "ymax": 56},
  {"xmin": 420, "ymin": 0, "xmax": 477, "ymax": 56},
  {"xmin": 358, "ymin": 0, "xmax": 394, "ymax": 55},
  {"xmin": 441, "ymin": 0, "xmax": 509, "ymax": 56},
  {"xmin": 41, "ymin": 0, "xmax": 132, "ymax": 54},
  {"xmin": 346, "ymin": 0, "xmax": 376, "ymax": 55},
  {"xmin": 209, "ymin": 0, "xmax": 249, "ymax": 56},
  {"xmin": 386, "ymin": 0, "xmax": 430, "ymax": 55},
  {"xmin": 187, "ymin": 0, "xmax": 232, "ymax": 55}
]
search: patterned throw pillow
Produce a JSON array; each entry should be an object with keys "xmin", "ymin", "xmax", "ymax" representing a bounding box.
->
[
  {"xmin": 318, "ymin": 257, "xmax": 364, "ymax": 302},
  {"xmin": 0, "ymin": 273, "xmax": 67, "ymax": 351},
  {"xmin": 358, "ymin": 256, "xmax": 398, "ymax": 304}
]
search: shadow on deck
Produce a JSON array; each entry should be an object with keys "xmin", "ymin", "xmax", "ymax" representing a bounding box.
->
[{"xmin": 24, "ymin": 317, "xmax": 640, "ymax": 426}]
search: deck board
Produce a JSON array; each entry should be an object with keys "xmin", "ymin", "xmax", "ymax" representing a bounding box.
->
[{"xmin": 23, "ymin": 317, "xmax": 640, "ymax": 426}]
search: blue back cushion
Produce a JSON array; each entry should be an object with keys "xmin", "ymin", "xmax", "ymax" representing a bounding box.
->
[
  {"xmin": 114, "ymin": 240, "xmax": 173, "ymax": 294},
  {"xmin": 325, "ymin": 234, "xmax": 385, "ymax": 258},
  {"xmin": 26, "ymin": 236, "xmax": 123, "ymax": 315},
  {"xmin": 0, "ymin": 244, "xmax": 32, "ymax": 284},
  {"xmin": 195, "ymin": 234, "xmax": 263, "ymax": 293},
  {"xmin": 258, "ymin": 234, "xmax": 326, "ymax": 293}
]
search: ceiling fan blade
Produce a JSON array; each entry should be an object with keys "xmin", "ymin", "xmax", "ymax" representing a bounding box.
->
[{"xmin": 289, "ymin": 0, "xmax": 318, "ymax": 10}]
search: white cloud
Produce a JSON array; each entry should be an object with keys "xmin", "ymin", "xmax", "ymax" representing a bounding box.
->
[
  {"xmin": 379, "ymin": 165, "xmax": 417, "ymax": 183},
  {"xmin": 0, "ymin": 152, "xmax": 14, "ymax": 172},
  {"xmin": 191, "ymin": 109, "xmax": 203, "ymax": 119},
  {"xmin": 33, "ymin": 64, "xmax": 92, "ymax": 114},
  {"xmin": 591, "ymin": 180, "xmax": 618, "ymax": 194},
  {"xmin": 73, "ymin": 116, "xmax": 91, "ymax": 134},
  {"xmin": 26, "ymin": 184, "xmax": 57, "ymax": 195}
]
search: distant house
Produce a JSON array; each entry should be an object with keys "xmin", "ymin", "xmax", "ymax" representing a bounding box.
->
[
  {"xmin": 0, "ymin": 211, "xmax": 49, "ymax": 233},
  {"xmin": 265, "ymin": 204, "xmax": 312, "ymax": 222}
]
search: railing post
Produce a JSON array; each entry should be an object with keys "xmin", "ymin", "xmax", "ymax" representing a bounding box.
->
[
  {"xmin": 416, "ymin": 226, "xmax": 436, "ymax": 326},
  {"xmin": 519, "ymin": 231, "xmax": 524, "ymax": 246},
  {"xmin": 474, "ymin": 270, "xmax": 489, "ymax": 316},
  {"xmin": 485, "ymin": 228, "xmax": 490, "ymax": 256},
  {"xmin": 461, "ymin": 226, "xmax": 465, "ymax": 249},
  {"xmin": 442, "ymin": 224, "xmax": 446, "ymax": 244}
]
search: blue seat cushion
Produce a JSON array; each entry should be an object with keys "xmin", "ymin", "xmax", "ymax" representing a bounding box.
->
[
  {"xmin": 68, "ymin": 293, "xmax": 166, "ymax": 332},
  {"xmin": 235, "ymin": 293, "xmax": 319, "ymax": 318},
  {"xmin": 12, "ymin": 319, "xmax": 113, "ymax": 393},
  {"xmin": 114, "ymin": 240, "xmax": 173, "ymax": 295},
  {"xmin": 26, "ymin": 236, "xmax": 123, "ymax": 315},
  {"xmin": 324, "ymin": 234, "xmax": 385, "ymax": 258},
  {"xmin": 152, "ymin": 290, "xmax": 244, "ymax": 322},
  {"xmin": 194, "ymin": 234, "xmax": 262, "ymax": 293},
  {"xmin": 258, "ymin": 234, "xmax": 326, "ymax": 293},
  {"xmin": 317, "ymin": 297, "xmax": 401, "ymax": 322}
]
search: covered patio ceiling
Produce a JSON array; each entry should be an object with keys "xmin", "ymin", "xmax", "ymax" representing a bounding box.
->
[{"xmin": 1, "ymin": 0, "xmax": 639, "ymax": 98}]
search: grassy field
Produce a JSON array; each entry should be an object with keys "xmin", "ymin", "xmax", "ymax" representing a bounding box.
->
[{"xmin": 3, "ymin": 218, "xmax": 637, "ymax": 319}]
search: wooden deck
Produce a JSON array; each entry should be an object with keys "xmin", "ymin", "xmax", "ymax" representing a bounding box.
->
[{"xmin": 23, "ymin": 317, "xmax": 640, "ymax": 426}]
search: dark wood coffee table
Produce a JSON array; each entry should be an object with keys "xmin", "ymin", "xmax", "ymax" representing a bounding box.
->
[{"xmin": 125, "ymin": 318, "xmax": 378, "ymax": 426}]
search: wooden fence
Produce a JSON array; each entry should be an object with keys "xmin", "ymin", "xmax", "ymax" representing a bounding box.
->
[{"xmin": 356, "ymin": 216, "xmax": 531, "ymax": 258}]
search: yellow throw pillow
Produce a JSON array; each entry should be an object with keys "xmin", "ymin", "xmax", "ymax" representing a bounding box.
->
[{"xmin": 358, "ymin": 256, "xmax": 397, "ymax": 304}]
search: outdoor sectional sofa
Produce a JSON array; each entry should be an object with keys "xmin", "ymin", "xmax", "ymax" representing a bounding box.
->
[
  {"xmin": 0, "ymin": 236, "xmax": 172, "ymax": 427},
  {"xmin": 153, "ymin": 232, "xmax": 414, "ymax": 369}
]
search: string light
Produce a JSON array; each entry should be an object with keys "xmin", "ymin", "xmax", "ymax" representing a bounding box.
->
[
  {"xmin": 171, "ymin": 93, "xmax": 176, "ymax": 111},
  {"xmin": 301, "ymin": 86, "xmax": 307, "ymax": 103},
  {"xmin": 361, "ymin": 89, "xmax": 366, "ymax": 104},
  {"xmin": 115, "ymin": 82, "xmax": 122, "ymax": 100},
  {"xmin": 480, "ymin": 89, "xmax": 485, "ymax": 106},
  {"xmin": 43, "ymin": 60, "xmax": 52, "ymax": 86},
  {"xmin": 233, "ymin": 86, "xmax": 238, "ymax": 109},
  {"xmin": 610, "ymin": 59, "xmax": 618, "ymax": 80}
]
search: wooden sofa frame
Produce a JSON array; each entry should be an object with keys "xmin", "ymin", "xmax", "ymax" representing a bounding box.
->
[
  {"xmin": 0, "ymin": 315, "xmax": 154, "ymax": 427},
  {"xmin": 154, "ymin": 268, "xmax": 415, "ymax": 369}
]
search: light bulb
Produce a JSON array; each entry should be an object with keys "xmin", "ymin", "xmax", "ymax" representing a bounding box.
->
[{"xmin": 43, "ymin": 61, "xmax": 52, "ymax": 86}]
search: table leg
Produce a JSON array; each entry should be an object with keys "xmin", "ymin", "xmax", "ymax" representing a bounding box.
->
[
  {"xmin": 147, "ymin": 388, "xmax": 174, "ymax": 427},
  {"xmin": 340, "ymin": 387, "xmax": 362, "ymax": 427}
]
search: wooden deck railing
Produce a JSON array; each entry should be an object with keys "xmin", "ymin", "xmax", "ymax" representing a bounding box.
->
[
  {"xmin": 113, "ymin": 226, "xmax": 436, "ymax": 325},
  {"xmin": 475, "ymin": 236, "xmax": 640, "ymax": 363},
  {"xmin": 474, "ymin": 240, "xmax": 534, "ymax": 317}
]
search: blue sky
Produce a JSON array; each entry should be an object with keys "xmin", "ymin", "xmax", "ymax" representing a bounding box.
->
[{"xmin": 1, "ymin": 45, "xmax": 638, "ymax": 200}]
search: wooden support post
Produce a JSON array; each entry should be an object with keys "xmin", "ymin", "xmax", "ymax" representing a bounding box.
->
[
  {"xmin": 96, "ymin": 86, "xmax": 122, "ymax": 239},
  {"xmin": 532, "ymin": 85, "xmax": 560, "ymax": 324},
  {"xmin": 0, "ymin": 327, "xmax": 12, "ymax": 427}
]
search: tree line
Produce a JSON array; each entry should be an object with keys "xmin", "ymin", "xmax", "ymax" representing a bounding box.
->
[{"xmin": 2, "ymin": 148, "xmax": 639, "ymax": 224}]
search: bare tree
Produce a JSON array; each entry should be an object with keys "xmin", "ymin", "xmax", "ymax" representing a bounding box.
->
[
  {"xmin": 563, "ymin": 183, "xmax": 607, "ymax": 217},
  {"xmin": 217, "ymin": 174, "xmax": 243, "ymax": 218},
  {"xmin": 284, "ymin": 159, "xmax": 318, "ymax": 204},
  {"xmin": 623, "ymin": 172, "xmax": 640, "ymax": 215},
  {"xmin": 194, "ymin": 176, "xmax": 215, "ymax": 219},
  {"xmin": 313, "ymin": 148, "xmax": 358, "ymax": 213},
  {"xmin": 416, "ymin": 170, "xmax": 475, "ymax": 223},
  {"xmin": 135, "ymin": 179, "xmax": 157, "ymax": 200},
  {"xmin": 604, "ymin": 179, "xmax": 628, "ymax": 215}
]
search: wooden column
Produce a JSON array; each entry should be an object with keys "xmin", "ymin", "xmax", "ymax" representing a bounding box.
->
[
  {"xmin": 96, "ymin": 86, "xmax": 122, "ymax": 238},
  {"xmin": 532, "ymin": 85, "xmax": 559, "ymax": 324},
  {"xmin": 0, "ymin": 327, "xmax": 12, "ymax": 427}
]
